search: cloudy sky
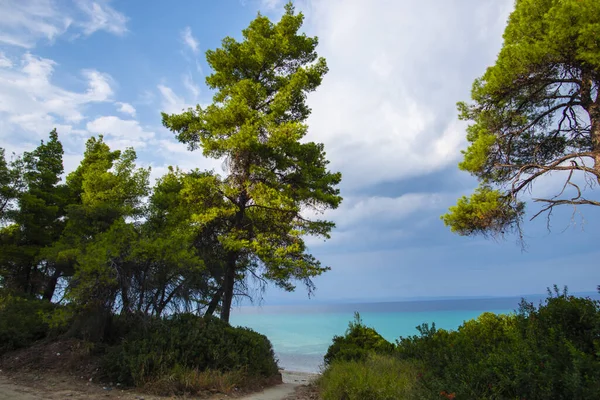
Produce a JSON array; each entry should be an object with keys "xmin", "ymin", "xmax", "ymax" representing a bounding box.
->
[{"xmin": 1, "ymin": 0, "xmax": 598, "ymax": 304}]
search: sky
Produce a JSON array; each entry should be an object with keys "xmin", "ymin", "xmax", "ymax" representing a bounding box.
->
[{"xmin": 1, "ymin": 0, "xmax": 598, "ymax": 305}]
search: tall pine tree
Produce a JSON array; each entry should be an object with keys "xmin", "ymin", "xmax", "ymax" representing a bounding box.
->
[{"xmin": 163, "ymin": 4, "xmax": 342, "ymax": 322}]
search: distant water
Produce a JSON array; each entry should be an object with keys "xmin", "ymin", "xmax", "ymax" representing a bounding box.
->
[{"xmin": 230, "ymin": 297, "xmax": 527, "ymax": 373}]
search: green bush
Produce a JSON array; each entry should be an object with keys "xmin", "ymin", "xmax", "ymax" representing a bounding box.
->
[
  {"xmin": 102, "ymin": 313, "xmax": 279, "ymax": 386},
  {"xmin": 324, "ymin": 312, "xmax": 394, "ymax": 365},
  {"xmin": 319, "ymin": 354, "xmax": 419, "ymax": 400},
  {"xmin": 396, "ymin": 287, "xmax": 600, "ymax": 400},
  {"xmin": 0, "ymin": 292, "xmax": 57, "ymax": 354}
]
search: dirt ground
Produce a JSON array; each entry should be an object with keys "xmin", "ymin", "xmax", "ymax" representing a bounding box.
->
[
  {"xmin": 0, "ymin": 371, "xmax": 319, "ymax": 400},
  {"xmin": 0, "ymin": 340, "xmax": 320, "ymax": 400},
  {"xmin": 0, "ymin": 372, "xmax": 173, "ymax": 399}
]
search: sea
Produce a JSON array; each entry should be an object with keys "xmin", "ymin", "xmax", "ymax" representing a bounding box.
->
[
  {"xmin": 230, "ymin": 292, "xmax": 600, "ymax": 373},
  {"xmin": 229, "ymin": 295, "xmax": 588, "ymax": 373}
]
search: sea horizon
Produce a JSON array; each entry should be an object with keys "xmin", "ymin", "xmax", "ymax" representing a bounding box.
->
[{"xmin": 230, "ymin": 292, "xmax": 600, "ymax": 373}]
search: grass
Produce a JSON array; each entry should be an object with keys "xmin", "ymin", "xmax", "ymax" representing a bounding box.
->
[
  {"xmin": 318, "ymin": 354, "xmax": 420, "ymax": 400},
  {"xmin": 142, "ymin": 366, "xmax": 250, "ymax": 395}
]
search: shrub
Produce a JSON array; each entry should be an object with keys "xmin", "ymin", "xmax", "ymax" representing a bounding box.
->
[
  {"xmin": 102, "ymin": 313, "xmax": 279, "ymax": 387},
  {"xmin": 0, "ymin": 292, "xmax": 57, "ymax": 354},
  {"xmin": 396, "ymin": 287, "xmax": 600, "ymax": 400},
  {"xmin": 319, "ymin": 354, "xmax": 419, "ymax": 400},
  {"xmin": 142, "ymin": 365, "xmax": 250, "ymax": 396},
  {"xmin": 324, "ymin": 312, "xmax": 395, "ymax": 366}
]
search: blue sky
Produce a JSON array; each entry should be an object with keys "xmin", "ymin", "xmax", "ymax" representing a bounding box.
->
[{"xmin": 1, "ymin": 0, "xmax": 598, "ymax": 305}]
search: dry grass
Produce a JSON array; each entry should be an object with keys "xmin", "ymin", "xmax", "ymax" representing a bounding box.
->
[{"xmin": 142, "ymin": 366, "xmax": 281, "ymax": 397}]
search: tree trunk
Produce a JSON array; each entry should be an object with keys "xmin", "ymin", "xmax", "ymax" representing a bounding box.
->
[
  {"xmin": 219, "ymin": 194, "xmax": 247, "ymax": 323},
  {"xmin": 583, "ymin": 72, "xmax": 600, "ymax": 184},
  {"xmin": 591, "ymin": 105, "xmax": 600, "ymax": 184},
  {"xmin": 219, "ymin": 253, "xmax": 237, "ymax": 323},
  {"xmin": 120, "ymin": 282, "xmax": 131, "ymax": 315},
  {"xmin": 204, "ymin": 285, "xmax": 223, "ymax": 318},
  {"xmin": 42, "ymin": 268, "xmax": 60, "ymax": 301}
]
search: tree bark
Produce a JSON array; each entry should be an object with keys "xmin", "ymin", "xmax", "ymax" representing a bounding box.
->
[
  {"xmin": 219, "ymin": 192, "xmax": 247, "ymax": 324},
  {"xmin": 204, "ymin": 285, "xmax": 223, "ymax": 318},
  {"xmin": 582, "ymin": 72, "xmax": 600, "ymax": 183},
  {"xmin": 591, "ymin": 106, "xmax": 600, "ymax": 183},
  {"xmin": 42, "ymin": 268, "xmax": 60, "ymax": 301},
  {"xmin": 219, "ymin": 253, "xmax": 237, "ymax": 323}
]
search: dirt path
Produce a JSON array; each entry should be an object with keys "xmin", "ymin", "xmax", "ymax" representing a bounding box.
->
[
  {"xmin": 237, "ymin": 372, "xmax": 318, "ymax": 400},
  {"xmin": 0, "ymin": 371, "xmax": 319, "ymax": 400},
  {"xmin": 237, "ymin": 383, "xmax": 298, "ymax": 400},
  {"xmin": 0, "ymin": 374, "xmax": 166, "ymax": 399}
]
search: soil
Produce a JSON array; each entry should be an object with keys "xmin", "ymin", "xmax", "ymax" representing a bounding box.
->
[
  {"xmin": 282, "ymin": 384, "xmax": 320, "ymax": 400},
  {"xmin": 0, "ymin": 340, "xmax": 320, "ymax": 400}
]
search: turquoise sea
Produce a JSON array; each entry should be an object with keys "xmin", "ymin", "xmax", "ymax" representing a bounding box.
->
[{"xmin": 230, "ymin": 297, "xmax": 529, "ymax": 373}]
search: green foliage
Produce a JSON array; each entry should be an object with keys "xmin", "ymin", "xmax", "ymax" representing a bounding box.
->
[
  {"xmin": 396, "ymin": 289, "xmax": 600, "ymax": 399},
  {"xmin": 319, "ymin": 354, "xmax": 419, "ymax": 400},
  {"xmin": 324, "ymin": 312, "xmax": 394, "ymax": 365},
  {"xmin": 0, "ymin": 131, "xmax": 69, "ymax": 298},
  {"xmin": 445, "ymin": 0, "xmax": 600, "ymax": 236},
  {"xmin": 102, "ymin": 314, "xmax": 278, "ymax": 386},
  {"xmin": 0, "ymin": 292, "xmax": 57, "ymax": 354},
  {"xmin": 162, "ymin": 2, "xmax": 341, "ymax": 321},
  {"xmin": 138, "ymin": 167, "xmax": 228, "ymax": 316},
  {"xmin": 441, "ymin": 186, "xmax": 525, "ymax": 237},
  {"xmin": 48, "ymin": 136, "xmax": 151, "ymax": 315},
  {"xmin": 0, "ymin": 148, "xmax": 24, "ymax": 223}
]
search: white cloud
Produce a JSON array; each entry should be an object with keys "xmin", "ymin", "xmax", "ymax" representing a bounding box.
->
[
  {"xmin": 260, "ymin": 0, "xmax": 285, "ymax": 10},
  {"xmin": 157, "ymin": 84, "xmax": 193, "ymax": 114},
  {"xmin": 297, "ymin": 0, "xmax": 513, "ymax": 190},
  {"xmin": 82, "ymin": 69, "xmax": 114, "ymax": 101},
  {"xmin": 76, "ymin": 0, "xmax": 128, "ymax": 36},
  {"xmin": 0, "ymin": 0, "xmax": 127, "ymax": 48},
  {"xmin": 115, "ymin": 101, "xmax": 136, "ymax": 117},
  {"xmin": 328, "ymin": 193, "xmax": 449, "ymax": 230},
  {"xmin": 0, "ymin": 53, "xmax": 114, "ymax": 138},
  {"xmin": 183, "ymin": 74, "xmax": 200, "ymax": 99},
  {"xmin": 86, "ymin": 116, "xmax": 155, "ymax": 148},
  {"xmin": 0, "ymin": 52, "xmax": 13, "ymax": 68},
  {"xmin": 0, "ymin": 0, "xmax": 71, "ymax": 48},
  {"xmin": 181, "ymin": 26, "xmax": 199, "ymax": 54}
]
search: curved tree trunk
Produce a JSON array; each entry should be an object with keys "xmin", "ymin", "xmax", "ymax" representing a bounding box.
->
[
  {"xmin": 42, "ymin": 269, "xmax": 60, "ymax": 301},
  {"xmin": 582, "ymin": 73, "xmax": 600, "ymax": 183},
  {"xmin": 219, "ymin": 195, "xmax": 246, "ymax": 324},
  {"xmin": 219, "ymin": 253, "xmax": 237, "ymax": 323},
  {"xmin": 204, "ymin": 285, "xmax": 223, "ymax": 318},
  {"xmin": 591, "ymin": 106, "xmax": 600, "ymax": 183}
]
